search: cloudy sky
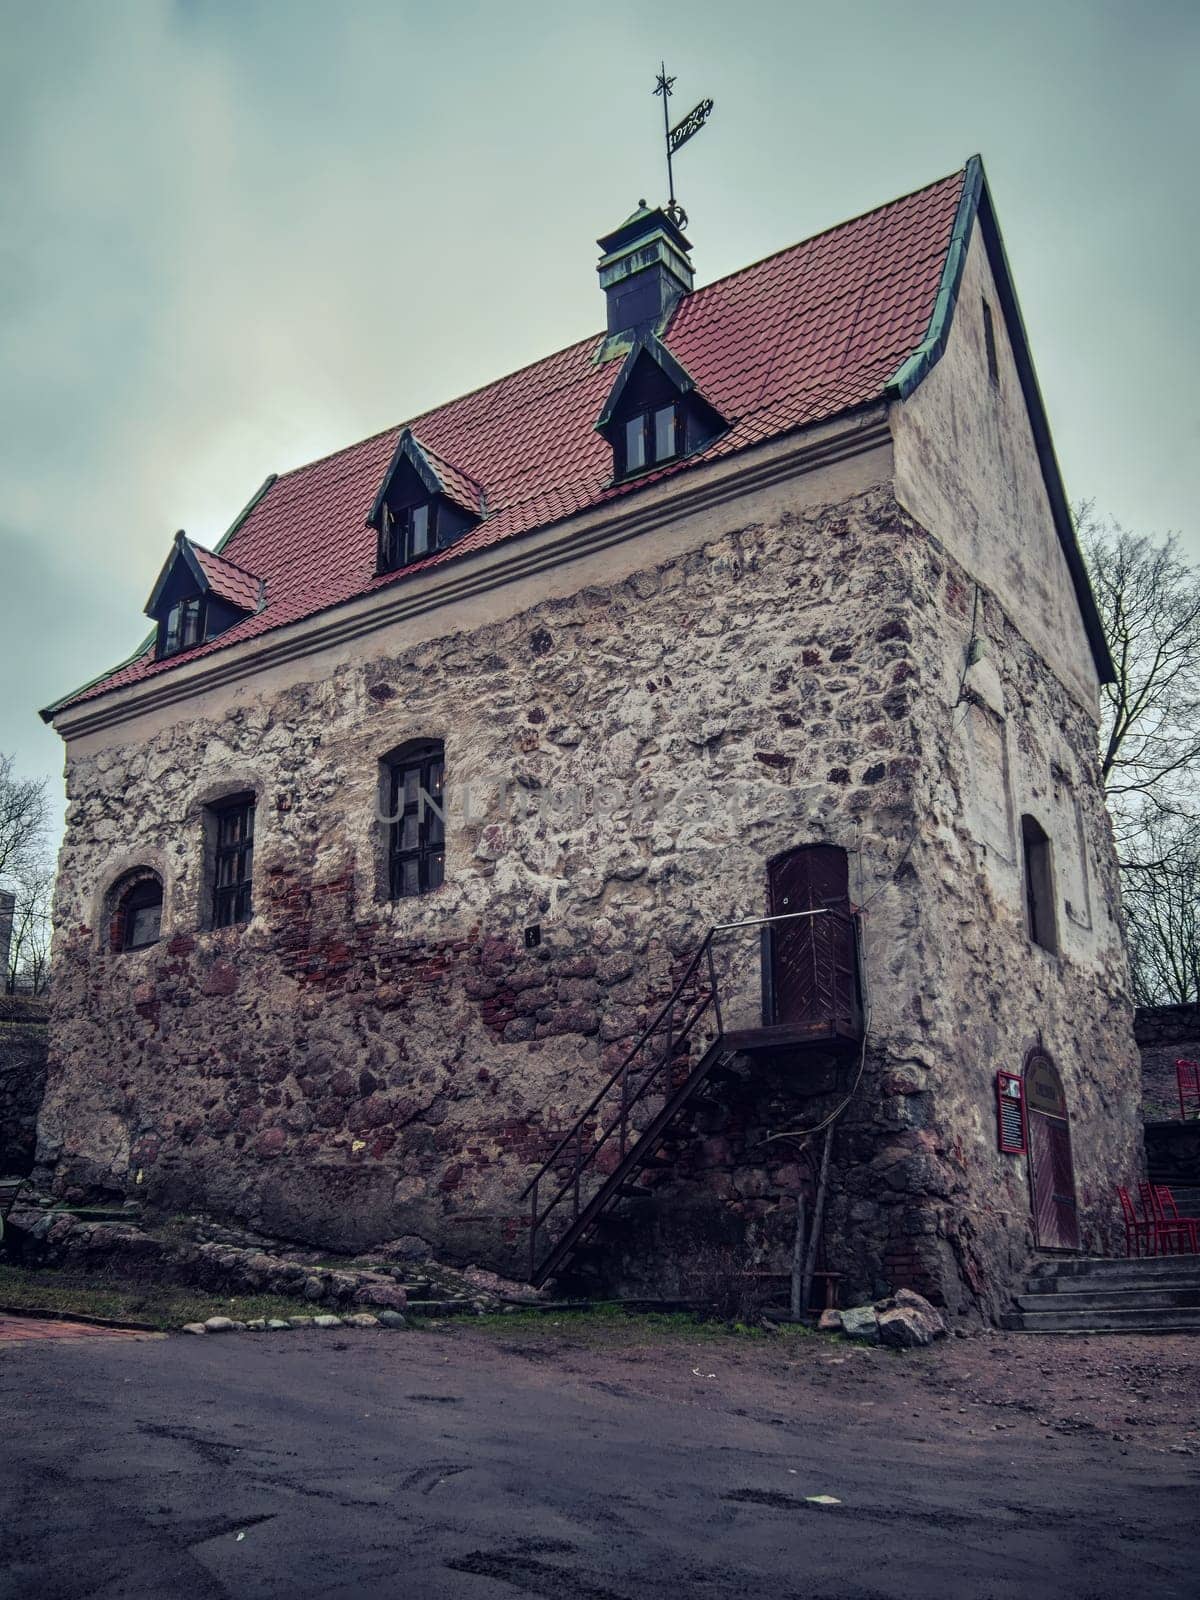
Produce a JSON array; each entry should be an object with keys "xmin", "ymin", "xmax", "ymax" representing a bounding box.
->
[{"xmin": 2, "ymin": 0, "xmax": 1197, "ymax": 836}]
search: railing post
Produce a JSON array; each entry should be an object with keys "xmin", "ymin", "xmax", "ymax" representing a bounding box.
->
[
  {"xmin": 706, "ymin": 936, "xmax": 723, "ymax": 1037},
  {"xmin": 529, "ymin": 1176, "xmax": 539, "ymax": 1282},
  {"xmin": 619, "ymin": 1064, "xmax": 629, "ymax": 1158},
  {"xmin": 573, "ymin": 1124, "xmax": 582, "ymax": 1221}
]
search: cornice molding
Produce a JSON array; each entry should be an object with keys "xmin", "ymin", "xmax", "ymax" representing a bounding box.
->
[{"xmin": 50, "ymin": 409, "xmax": 891, "ymax": 742}]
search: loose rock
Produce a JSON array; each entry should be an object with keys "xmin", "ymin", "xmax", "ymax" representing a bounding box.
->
[{"xmin": 839, "ymin": 1305, "xmax": 879, "ymax": 1344}]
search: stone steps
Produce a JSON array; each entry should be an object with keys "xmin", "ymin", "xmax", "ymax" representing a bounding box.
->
[
  {"xmin": 1006, "ymin": 1253, "xmax": 1200, "ymax": 1334},
  {"xmin": 1015, "ymin": 1287, "xmax": 1200, "ymax": 1312}
]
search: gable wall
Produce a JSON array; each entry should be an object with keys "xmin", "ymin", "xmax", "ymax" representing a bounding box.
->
[{"xmin": 891, "ymin": 227, "xmax": 1099, "ymax": 713}]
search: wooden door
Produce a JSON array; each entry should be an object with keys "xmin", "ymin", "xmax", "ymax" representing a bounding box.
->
[
  {"xmin": 766, "ymin": 846, "xmax": 855, "ymax": 1031},
  {"xmin": 1025, "ymin": 1052, "xmax": 1080, "ymax": 1250}
]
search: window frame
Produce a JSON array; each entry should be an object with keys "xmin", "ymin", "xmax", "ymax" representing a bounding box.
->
[
  {"xmin": 378, "ymin": 499, "xmax": 438, "ymax": 573},
  {"xmin": 982, "ymin": 297, "xmax": 1000, "ymax": 387},
  {"xmin": 386, "ymin": 741, "xmax": 445, "ymax": 900},
  {"xmin": 122, "ymin": 878, "xmax": 164, "ymax": 951},
  {"xmin": 616, "ymin": 401, "xmax": 683, "ymax": 480},
  {"xmin": 1020, "ymin": 813, "xmax": 1058, "ymax": 955},
  {"xmin": 106, "ymin": 869, "xmax": 165, "ymax": 954},
  {"xmin": 210, "ymin": 793, "xmax": 256, "ymax": 928},
  {"xmin": 160, "ymin": 595, "xmax": 207, "ymax": 659}
]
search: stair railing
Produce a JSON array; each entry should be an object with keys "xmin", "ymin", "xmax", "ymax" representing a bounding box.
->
[{"xmin": 519, "ymin": 909, "xmax": 834, "ymax": 1281}]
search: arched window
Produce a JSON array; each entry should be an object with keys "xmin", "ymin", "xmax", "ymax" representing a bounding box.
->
[
  {"xmin": 383, "ymin": 740, "xmax": 445, "ymax": 899},
  {"xmin": 1020, "ymin": 815, "xmax": 1058, "ymax": 954},
  {"xmin": 107, "ymin": 869, "xmax": 164, "ymax": 953}
]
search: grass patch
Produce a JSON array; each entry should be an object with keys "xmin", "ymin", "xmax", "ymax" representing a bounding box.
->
[
  {"xmin": 0, "ymin": 1264, "xmax": 313, "ymax": 1331},
  {"xmin": 450, "ymin": 1301, "xmax": 815, "ymax": 1348}
]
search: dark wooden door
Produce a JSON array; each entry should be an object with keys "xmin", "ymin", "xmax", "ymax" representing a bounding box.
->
[
  {"xmin": 1025, "ymin": 1052, "xmax": 1080, "ymax": 1250},
  {"xmin": 766, "ymin": 847, "xmax": 855, "ymax": 1030}
]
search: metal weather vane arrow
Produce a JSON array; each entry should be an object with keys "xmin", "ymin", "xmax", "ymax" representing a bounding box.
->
[{"xmin": 654, "ymin": 62, "xmax": 714, "ymax": 222}]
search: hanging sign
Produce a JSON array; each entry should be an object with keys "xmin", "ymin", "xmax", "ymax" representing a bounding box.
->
[{"xmin": 996, "ymin": 1070, "xmax": 1026, "ymax": 1154}]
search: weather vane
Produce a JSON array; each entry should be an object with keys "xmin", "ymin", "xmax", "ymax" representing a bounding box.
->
[{"xmin": 653, "ymin": 62, "xmax": 714, "ymax": 229}]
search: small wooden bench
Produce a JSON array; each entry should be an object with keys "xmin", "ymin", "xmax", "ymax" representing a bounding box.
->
[{"xmin": 742, "ymin": 1268, "xmax": 843, "ymax": 1310}]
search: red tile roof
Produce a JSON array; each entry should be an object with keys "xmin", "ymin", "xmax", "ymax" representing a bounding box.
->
[
  {"xmin": 55, "ymin": 166, "xmax": 966, "ymax": 713},
  {"xmin": 191, "ymin": 544, "xmax": 263, "ymax": 615}
]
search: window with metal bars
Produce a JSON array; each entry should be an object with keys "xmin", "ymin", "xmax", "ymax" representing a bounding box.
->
[
  {"xmin": 210, "ymin": 794, "xmax": 255, "ymax": 927},
  {"xmin": 386, "ymin": 742, "xmax": 445, "ymax": 899}
]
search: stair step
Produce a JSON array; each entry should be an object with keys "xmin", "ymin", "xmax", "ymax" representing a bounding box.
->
[
  {"xmin": 1028, "ymin": 1256, "xmax": 1200, "ymax": 1284},
  {"xmin": 998, "ymin": 1312, "xmax": 1200, "ymax": 1337},
  {"xmin": 1025, "ymin": 1270, "xmax": 1200, "ymax": 1294},
  {"xmin": 1002, "ymin": 1306, "xmax": 1200, "ymax": 1333},
  {"xmin": 1016, "ymin": 1287, "xmax": 1200, "ymax": 1312}
]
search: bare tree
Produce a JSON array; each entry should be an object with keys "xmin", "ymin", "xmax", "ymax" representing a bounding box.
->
[
  {"xmin": 1079, "ymin": 507, "xmax": 1200, "ymax": 831},
  {"xmin": 6, "ymin": 858, "xmax": 54, "ymax": 994},
  {"xmin": 1079, "ymin": 509, "xmax": 1200, "ymax": 1003},
  {"xmin": 0, "ymin": 753, "xmax": 54, "ymax": 995},
  {"xmin": 1120, "ymin": 814, "xmax": 1200, "ymax": 1005},
  {"xmin": 0, "ymin": 752, "xmax": 48, "ymax": 886}
]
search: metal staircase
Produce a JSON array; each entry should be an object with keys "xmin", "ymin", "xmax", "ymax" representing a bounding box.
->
[{"xmin": 520, "ymin": 909, "xmax": 860, "ymax": 1288}]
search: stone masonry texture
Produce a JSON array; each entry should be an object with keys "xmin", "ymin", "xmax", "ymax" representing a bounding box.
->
[
  {"xmin": 40, "ymin": 485, "xmax": 1143, "ymax": 1318},
  {"xmin": 1135, "ymin": 1004, "xmax": 1200, "ymax": 1122},
  {"xmin": 0, "ymin": 995, "xmax": 49, "ymax": 1177}
]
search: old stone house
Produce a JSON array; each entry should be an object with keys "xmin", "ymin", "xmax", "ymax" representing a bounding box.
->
[{"xmin": 39, "ymin": 158, "xmax": 1142, "ymax": 1318}]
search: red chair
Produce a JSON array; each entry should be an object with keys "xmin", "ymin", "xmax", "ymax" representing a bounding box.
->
[
  {"xmin": 1118, "ymin": 1186, "xmax": 1155, "ymax": 1257},
  {"xmin": 1177, "ymin": 1059, "xmax": 1200, "ymax": 1121},
  {"xmin": 1140, "ymin": 1181, "xmax": 1199, "ymax": 1255},
  {"xmin": 1154, "ymin": 1186, "xmax": 1199, "ymax": 1254}
]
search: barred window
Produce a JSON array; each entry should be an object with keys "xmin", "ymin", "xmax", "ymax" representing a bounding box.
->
[
  {"xmin": 211, "ymin": 793, "xmax": 255, "ymax": 927},
  {"xmin": 386, "ymin": 741, "xmax": 445, "ymax": 899}
]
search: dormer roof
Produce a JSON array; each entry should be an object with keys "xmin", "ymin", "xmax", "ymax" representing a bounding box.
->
[
  {"xmin": 366, "ymin": 429, "xmax": 484, "ymax": 528},
  {"xmin": 144, "ymin": 531, "xmax": 263, "ymax": 619},
  {"xmin": 595, "ymin": 333, "xmax": 706, "ymax": 431}
]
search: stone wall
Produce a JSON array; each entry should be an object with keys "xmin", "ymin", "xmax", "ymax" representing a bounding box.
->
[
  {"xmin": 41, "ymin": 479, "xmax": 1141, "ymax": 1315},
  {"xmin": 1, "ymin": 994, "xmax": 49, "ymax": 1175},
  {"xmin": 1135, "ymin": 1004, "xmax": 1200, "ymax": 1121}
]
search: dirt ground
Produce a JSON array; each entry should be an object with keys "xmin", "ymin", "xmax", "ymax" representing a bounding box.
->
[
  {"xmin": 2, "ymin": 1313, "xmax": 1197, "ymax": 1599},
  {"xmin": 453, "ymin": 1316, "xmax": 1200, "ymax": 1458}
]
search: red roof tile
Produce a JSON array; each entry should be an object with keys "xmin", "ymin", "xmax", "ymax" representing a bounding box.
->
[
  {"xmin": 56, "ymin": 167, "xmax": 966, "ymax": 712},
  {"xmin": 191, "ymin": 544, "xmax": 263, "ymax": 615}
]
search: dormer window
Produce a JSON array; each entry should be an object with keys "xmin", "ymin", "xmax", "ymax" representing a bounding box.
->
[
  {"xmin": 163, "ymin": 596, "xmax": 205, "ymax": 657},
  {"xmin": 378, "ymin": 499, "xmax": 434, "ymax": 573},
  {"xmin": 597, "ymin": 334, "xmax": 726, "ymax": 484},
  {"xmin": 145, "ymin": 531, "xmax": 262, "ymax": 661},
  {"xmin": 369, "ymin": 429, "xmax": 482, "ymax": 577},
  {"xmin": 622, "ymin": 403, "xmax": 681, "ymax": 476}
]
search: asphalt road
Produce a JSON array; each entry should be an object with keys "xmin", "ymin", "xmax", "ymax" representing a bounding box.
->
[{"xmin": 1, "ymin": 1325, "xmax": 1195, "ymax": 1600}]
